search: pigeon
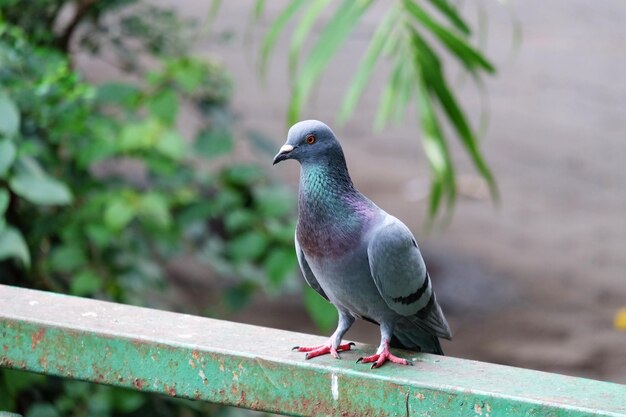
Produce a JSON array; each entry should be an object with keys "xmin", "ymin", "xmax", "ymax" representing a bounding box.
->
[{"xmin": 273, "ymin": 120, "xmax": 451, "ymax": 368}]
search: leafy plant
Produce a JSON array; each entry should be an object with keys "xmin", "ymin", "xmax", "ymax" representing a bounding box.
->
[
  {"xmin": 256, "ymin": 0, "xmax": 499, "ymax": 219},
  {"xmin": 0, "ymin": 4, "xmax": 294, "ymax": 415}
]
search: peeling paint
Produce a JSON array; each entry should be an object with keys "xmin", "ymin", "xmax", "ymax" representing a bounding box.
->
[
  {"xmin": 164, "ymin": 383, "xmax": 176, "ymax": 397},
  {"xmin": 199, "ymin": 369, "xmax": 208, "ymax": 384},
  {"xmin": 133, "ymin": 378, "xmax": 144, "ymax": 390},
  {"xmin": 331, "ymin": 373, "xmax": 339, "ymax": 401},
  {"xmin": 1, "ymin": 285, "xmax": 626, "ymax": 417},
  {"xmin": 31, "ymin": 328, "xmax": 45, "ymax": 350}
]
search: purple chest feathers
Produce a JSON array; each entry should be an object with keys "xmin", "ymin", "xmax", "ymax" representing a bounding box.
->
[{"xmin": 296, "ymin": 197, "xmax": 375, "ymax": 259}]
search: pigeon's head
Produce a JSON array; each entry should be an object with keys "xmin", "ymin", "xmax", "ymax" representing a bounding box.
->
[{"xmin": 273, "ymin": 120, "xmax": 343, "ymax": 166}]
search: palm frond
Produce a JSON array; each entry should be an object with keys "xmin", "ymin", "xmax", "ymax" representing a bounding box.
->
[{"xmin": 258, "ymin": 0, "xmax": 501, "ymax": 220}]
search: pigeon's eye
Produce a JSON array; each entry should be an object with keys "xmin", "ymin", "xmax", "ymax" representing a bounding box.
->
[{"xmin": 306, "ymin": 134, "xmax": 316, "ymax": 144}]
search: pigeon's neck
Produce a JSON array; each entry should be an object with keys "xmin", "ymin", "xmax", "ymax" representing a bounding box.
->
[
  {"xmin": 297, "ymin": 158, "xmax": 377, "ymax": 258},
  {"xmin": 299, "ymin": 158, "xmax": 356, "ymax": 202}
]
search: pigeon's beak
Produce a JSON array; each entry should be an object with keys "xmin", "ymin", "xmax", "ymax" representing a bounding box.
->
[{"xmin": 272, "ymin": 144, "xmax": 294, "ymax": 165}]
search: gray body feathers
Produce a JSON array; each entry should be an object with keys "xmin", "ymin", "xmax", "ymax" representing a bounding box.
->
[{"xmin": 275, "ymin": 120, "xmax": 451, "ymax": 356}]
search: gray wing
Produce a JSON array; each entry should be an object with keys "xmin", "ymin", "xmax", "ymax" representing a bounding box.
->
[
  {"xmin": 295, "ymin": 233, "xmax": 329, "ymax": 301},
  {"xmin": 367, "ymin": 215, "xmax": 451, "ymax": 339}
]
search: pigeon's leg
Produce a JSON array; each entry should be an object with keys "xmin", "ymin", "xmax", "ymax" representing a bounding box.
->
[
  {"xmin": 293, "ymin": 310, "xmax": 355, "ymax": 359},
  {"xmin": 357, "ymin": 322, "xmax": 412, "ymax": 368}
]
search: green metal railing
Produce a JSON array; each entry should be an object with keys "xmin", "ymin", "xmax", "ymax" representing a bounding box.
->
[{"xmin": 1, "ymin": 284, "xmax": 625, "ymax": 417}]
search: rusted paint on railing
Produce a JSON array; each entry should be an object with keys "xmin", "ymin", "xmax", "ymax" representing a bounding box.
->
[{"xmin": 1, "ymin": 285, "xmax": 625, "ymax": 417}]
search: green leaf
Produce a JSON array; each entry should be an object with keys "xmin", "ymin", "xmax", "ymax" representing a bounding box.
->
[
  {"xmin": 244, "ymin": 130, "xmax": 279, "ymax": 157},
  {"xmin": 110, "ymin": 388, "xmax": 146, "ymax": 413},
  {"xmin": 169, "ymin": 59, "xmax": 207, "ymax": 93},
  {"xmin": 104, "ymin": 197, "xmax": 135, "ymax": 230},
  {"xmin": 426, "ymin": 0, "xmax": 471, "ymax": 35},
  {"xmin": 70, "ymin": 269, "xmax": 102, "ymax": 296},
  {"xmin": 26, "ymin": 403, "xmax": 61, "ymax": 417},
  {"xmin": 224, "ymin": 281, "xmax": 257, "ymax": 311},
  {"xmin": 392, "ymin": 59, "xmax": 416, "ymax": 124},
  {"xmin": 221, "ymin": 164, "xmax": 261, "ymax": 186},
  {"xmin": 0, "ymin": 189, "xmax": 9, "ymax": 217},
  {"xmin": 3, "ymin": 368, "xmax": 46, "ymax": 397},
  {"xmin": 213, "ymin": 188, "xmax": 243, "ymax": 211},
  {"xmin": 0, "ymin": 226, "xmax": 30, "ymax": 267},
  {"xmin": 404, "ymin": 0, "xmax": 494, "ymax": 73},
  {"xmin": 9, "ymin": 172, "xmax": 73, "ymax": 206},
  {"xmin": 288, "ymin": 0, "xmax": 372, "ymax": 123},
  {"xmin": 287, "ymin": 0, "xmax": 333, "ymax": 82},
  {"xmin": 264, "ymin": 249, "xmax": 297, "ymax": 286},
  {"xmin": 207, "ymin": 0, "xmax": 222, "ymax": 23},
  {"xmin": 410, "ymin": 27, "xmax": 497, "ymax": 204},
  {"xmin": 96, "ymin": 82, "xmax": 141, "ymax": 107},
  {"xmin": 138, "ymin": 193, "xmax": 171, "ymax": 229},
  {"xmin": 224, "ymin": 209, "xmax": 256, "ymax": 233},
  {"xmin": 227, "ymin": 231, "xmax": 268, "ymax": 262},
  {"xmin": 195, "ymin": 128, "xmax": 233, "ymax": 159},
  {"xmin": 417, "ymin": 79, "xmax": 456, "ymax": 216},
  {"xmin": 118, "ymin": 119, "xmax": 161, "ymax": 152},
  {"xmin": 85, "ymin": 224, "xmax": 113, "ymax": 248},
  {"xmin": 428, "ymin": 178, "xmax": 444, "ymax": 220},
  {"xmin": 253, "ymin": 0, "xmax": 266, "ymax": 21},
  {"xmin": 50, "ymin": 245, "xmax": 86, "ymax": 273},
  {"xmin": 76, "ymin": 122, "xmax": 117, "ymax": 167},
  {"xmin": 260, "ymin": 0, "xmax": 307, "ymax": 76},
  {"xmin": 375, "ymin": 60, "xmax": 409, "ymax": 129},
  {"xmin": 148, "ymin": 89, "xmax": 179, "ymax": 125},
  {"xmin": 0, "ymin": 138, "xmax": 17, "ymax": 177},
  {"xmin": 15, "ymin": 155, "xmax": 46, "ymax": 177},
  {"xmin": 427, "ymin": 68, "xmax": 497, "ymax": 200},
  {"xmin": 339, "ymin": 8, "xmax": 395, "ymax": 123},
  {"xmin": 177, "ymin": 201, "xmax": 215, "ymax": 227},
  {"xmin": 86, "ymin": 386, "xmax": 112, "ymax": 415},
  {"xmin": 0, "ymin": 90, "xmax": 20, "ymax": 138},
  {"xmin": 303, "ymin": 286, "xmax": 337, "ymax": 332},
  {"xmin": 156, "ymin": 130, "xmax": 186, "ymax": 160},
  {"xmin": 254, "ymin": 186, "xmax": 294, "ymax": 217}
]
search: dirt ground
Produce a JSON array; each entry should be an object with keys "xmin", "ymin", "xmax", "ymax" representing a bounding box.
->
[{"xmin": 82, "ymin": 1, "xmax": 626, "ymax": 384}]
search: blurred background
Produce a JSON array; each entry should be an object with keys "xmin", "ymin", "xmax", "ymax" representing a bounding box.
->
[{"xmin": 0, "ymin": 0, "xmax": 624, "ymax": 416}]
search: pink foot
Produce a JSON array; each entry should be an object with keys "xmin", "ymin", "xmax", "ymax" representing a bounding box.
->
[
  {"xmin": 292, "ymin": 342, "xmax": 355, "ymax": 359},
  {"xmin": 356, "ymin": 340, "xmax": 413, "ymax": 368}
]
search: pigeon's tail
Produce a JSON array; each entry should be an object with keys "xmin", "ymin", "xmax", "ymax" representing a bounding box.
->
[{"xmin": 390, "ymin": 318, "xmax": 445, "ymax": 355}]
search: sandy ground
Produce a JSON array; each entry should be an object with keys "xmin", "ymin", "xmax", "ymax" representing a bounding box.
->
[{"xmin": 81, "ymin": 1, "xmax": 626, "ymax": 383}]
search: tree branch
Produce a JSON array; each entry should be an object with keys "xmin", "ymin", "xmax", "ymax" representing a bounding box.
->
[{"xmin": 57, "ymin": 0, "xmax": 97, "ymax": 53}]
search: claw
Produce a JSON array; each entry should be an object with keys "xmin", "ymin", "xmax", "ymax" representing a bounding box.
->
[
  {"xmin": 356, "ymin": 339, "xmax": 411, "ymax": 368},
  {"xmin": 356, "ymin": 357, "xmax": 363, "ymax": 363},
  {"xmin": 292, "ymin": 340, "xmax": 355, "ymax": 360}
]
